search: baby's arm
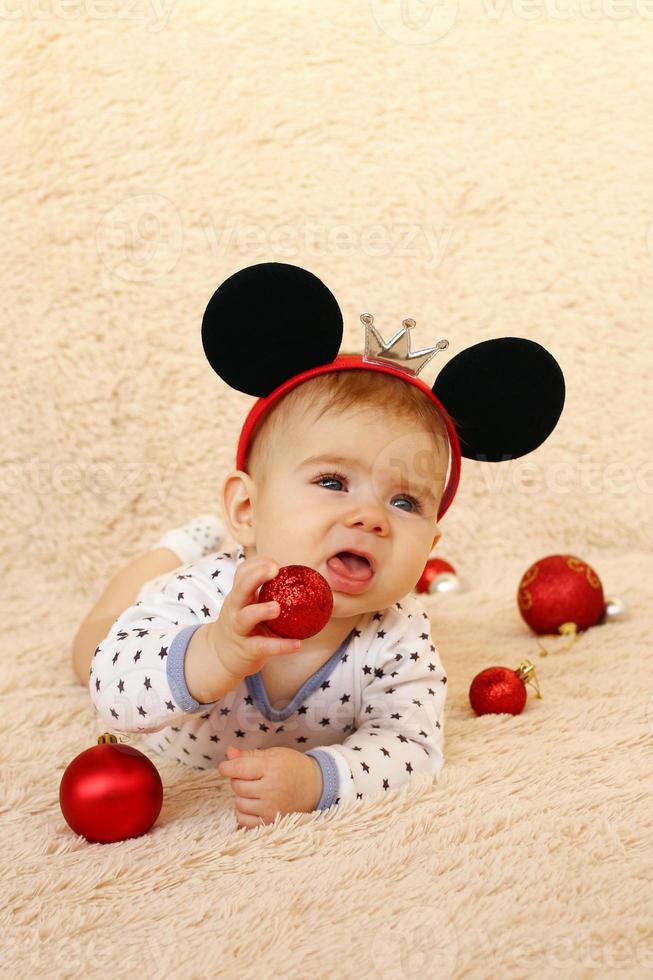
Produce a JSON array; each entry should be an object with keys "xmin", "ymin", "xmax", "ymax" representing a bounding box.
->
[
  {"xmin": 89, "ymin": 562, "xmax": 235, "ymax": 733},
  {"xmin": 306, "ymin": 596, "xmax": 447, "ymax": 809}
]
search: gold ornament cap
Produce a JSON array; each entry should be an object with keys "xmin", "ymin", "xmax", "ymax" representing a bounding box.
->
[{"xmin": 515, "ymin": 659, "xmax": 542, "ymax": 699}]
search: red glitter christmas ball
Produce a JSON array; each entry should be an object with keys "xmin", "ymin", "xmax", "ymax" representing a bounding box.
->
[
  {"xmin": 517, "ymin": 554, "xmax": 605, "ymax": 635},
  {"xmin": 469, "ymin": 666, "xmax": 527, "ymax": 716},
  {"xmin": 258, "ymin": 565, "xmax": 333, "ymax": 639}
]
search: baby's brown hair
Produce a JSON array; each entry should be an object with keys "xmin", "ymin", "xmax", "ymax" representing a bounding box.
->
[{"xmin": 245, "ymin": 351, "xmax": 451, "ymax": 510}]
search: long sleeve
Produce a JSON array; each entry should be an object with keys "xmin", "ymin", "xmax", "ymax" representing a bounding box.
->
[
  {"xmin": 88, "ymin": 557, "xmax": 231, "ymax": 733},
  {"xmin": 306, "ymin": 595, "xmax": 447, "ymax": 810}
]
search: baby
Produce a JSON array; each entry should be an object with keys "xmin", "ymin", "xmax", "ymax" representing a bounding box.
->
[{"xmin": 82, "ymin": 366, "xmax": 450, "ymax": 829}]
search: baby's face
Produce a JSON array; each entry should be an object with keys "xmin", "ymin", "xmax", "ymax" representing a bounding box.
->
[{"xmin": 225, "ymin": 406, "xmax": 448, "ymax": 617}]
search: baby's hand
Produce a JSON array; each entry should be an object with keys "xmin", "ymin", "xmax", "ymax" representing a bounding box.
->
[
  {"xmin": 213, "ymin": 557, "xmax": 303, "ymax": 680},
  {"xmin": 218, "ymin": 745, "xmax": 323, "ymax": 829}
]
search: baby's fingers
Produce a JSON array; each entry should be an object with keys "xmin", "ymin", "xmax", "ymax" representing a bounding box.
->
[
  {"xmin": 237, "ymin": 599, "xmax": 281, "ymax": 637},
  {"xmin": 234, "ymin": 557, "xmax": 279, "ymax": 608},
  {"xmin": 236, "ymin": 809, "xmax": 266, "ymax": 830},
  {"xmin": 255, "ymin": 633, "xmax": 303, "ymax": 658},
  {"xmin": 219, "ymin": 753, "xmax": 265, "ymax": 780},
  {"xmin": 236, "ymin": 603, "xmax": 302, "ymax": 655}
]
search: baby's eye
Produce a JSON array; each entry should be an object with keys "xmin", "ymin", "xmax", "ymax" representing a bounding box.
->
[
  {"xmin": 316, "ymin": 473, "xmax": 346, "ymax": 492},
  {"xmin": 314, "ymin": 472, "xmax": 422, "ymax": 514}
]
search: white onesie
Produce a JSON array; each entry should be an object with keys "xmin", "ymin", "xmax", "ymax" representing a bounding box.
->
[{"xmin": 89, "ymin": 546, "xmax": 448, "ymax": 810}]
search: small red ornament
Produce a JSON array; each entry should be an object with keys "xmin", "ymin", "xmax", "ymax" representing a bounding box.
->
[
  {"xmin": 415, "ymin": 557, "xmax": 461, "ymax": 594},
  {"xmin": 469, "ymin": 660, "xmax": 542, "ymax": 716},
  {"xmin": 517, "ymin": 554, "xmax": 605, "ymax": 635},
  {"xmin": 59, "ymin": 733, "xmax": 163, "ymax": 844},
  {"xmin": 258, "ymin": 565, "xmax": 333, "ymax": 639}
]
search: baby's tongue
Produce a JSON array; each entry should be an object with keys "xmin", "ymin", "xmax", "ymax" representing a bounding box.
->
[{"xmin": 327, "ymin": 552, "xmax": 373, "ymax": 581}]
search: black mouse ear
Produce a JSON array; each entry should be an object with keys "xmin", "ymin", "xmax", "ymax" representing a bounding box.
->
[
  {"xmin": 432, "ymin": 337, "xmax": 566, "ymax": 461},
  {"xmin": 201, "ymin": 262, "xmax": 343, "ymax": 397}
]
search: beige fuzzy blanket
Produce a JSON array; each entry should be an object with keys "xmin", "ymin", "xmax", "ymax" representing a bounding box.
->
[{"xmin": 3, "ymin": 2, "xmax": 652, "ymax": 977}]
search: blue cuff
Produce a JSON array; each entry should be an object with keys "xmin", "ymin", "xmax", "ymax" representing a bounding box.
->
[
  {"xmin": 166, "ymin": 625, "xmax": 219, "ymax": 712},
  {"xmin": 305, "ymin": 749, "xmax": 340, "ymax": 810}
]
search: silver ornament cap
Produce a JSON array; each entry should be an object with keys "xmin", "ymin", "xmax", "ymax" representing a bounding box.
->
[
  {"xmin": 429, "ymin": 572, "xmax": 462, "ymax": 594},
  {"xmin": 361, "ymin": 313, "xmax": 449, "ymax": 378},
  {"xmin": 601, "ymin": 596, "xmax": 628, "ymax": 622}
]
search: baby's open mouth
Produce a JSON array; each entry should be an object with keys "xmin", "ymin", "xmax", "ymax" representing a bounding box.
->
[{"xmin": 326, "ymin": 552, "xmax": 374, "ymax": 582}]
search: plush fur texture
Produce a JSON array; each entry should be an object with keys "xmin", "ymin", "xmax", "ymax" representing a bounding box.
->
[{"xmin": 4, "ymin": 3, "xmax": 652, "ymax": 976}]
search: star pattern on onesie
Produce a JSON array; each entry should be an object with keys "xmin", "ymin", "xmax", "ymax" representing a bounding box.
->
[{"xmin": 89, "ymin": 548, "xmax": 447, "ymax": 811}]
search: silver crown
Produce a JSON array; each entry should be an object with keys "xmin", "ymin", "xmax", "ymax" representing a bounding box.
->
[{"xmin": 360, "ymin": 313, "xmax": 449, "ymax": 378}]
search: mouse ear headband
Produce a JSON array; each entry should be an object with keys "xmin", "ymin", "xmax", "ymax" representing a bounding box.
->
[{"xmin": 201, "ymin": 262, "xmax": 566, "ymax": 523}]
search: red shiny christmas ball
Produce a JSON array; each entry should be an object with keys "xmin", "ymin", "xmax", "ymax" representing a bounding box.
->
[
  {"xmin": 469, "ymin": 666, "xmax": 527, "ymax": 716},
  {"xmin": 258, "ymin": 564, "xmax": 333, "ymax": 639},
  {"xmin": 415, "ymin": 557, "xmax": 458, "ymax": 594},
  {"xmin": 59, "ymin": 736, "xmax": 163, "ymax": 844},
  {"xmin": 517, "ymin": 554, "xmax": 605, "ymax": 635}
]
